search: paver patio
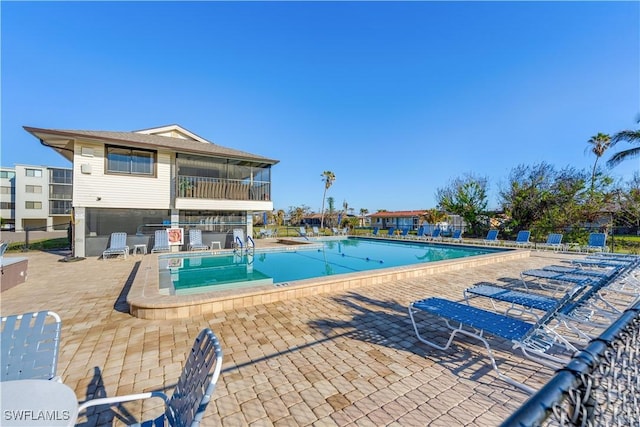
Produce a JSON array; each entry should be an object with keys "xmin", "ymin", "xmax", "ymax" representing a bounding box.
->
[{"xmin": 1, "ymin": 245, "xmax": 595, "ymax": 426}]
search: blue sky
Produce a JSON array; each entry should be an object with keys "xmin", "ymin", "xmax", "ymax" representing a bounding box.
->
[{"xmin": 2, "ymin": 1, "xmax": 639, "ymax": 213}]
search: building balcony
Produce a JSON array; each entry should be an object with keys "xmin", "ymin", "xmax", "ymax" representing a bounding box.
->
[{"xmin": 177, "ymin": 176, "xmax": 270, "ymax": 201}]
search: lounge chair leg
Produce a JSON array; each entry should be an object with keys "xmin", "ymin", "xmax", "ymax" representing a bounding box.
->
[{"xmin": 409, "ymin": 305, "xmax": 536, "ymax": 394}]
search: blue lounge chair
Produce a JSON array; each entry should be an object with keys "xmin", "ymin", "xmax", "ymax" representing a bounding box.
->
[
  {"xmin": 398, "ymin": 228, "xmax": 409, "ymax": 239},
  {"xmin": 102, "ymin": 232, "xmax": 129, "ymax": 260},
  {"xmin": 386, "ymin": 227, "xmax": 396, "ymax": 238},
  {"xmin": 151, "ymin": 229, "xmax": 171, "ymax": 253},
  {"xmin": 513, "ymin": 230, "xmax": 531, "ymax": 248},
  {"xmin": 370, "ymin": 227, "xmax": 379, "ymax": 237},
  {"xmin": 483, "ymin": 229, "xmax": 499, "ymax": 245},
  {"xmin": 520, "ymin": 268, "xmax": 595, "ymax": 293},
  {"xmin": 428, "ymin": 228, "xmax": 442, "ymax": 241},
  {"xmin": 449, "ymin": 229, "xmax": 463, "ymax": 243},
  {"xmin": 463, "ymin": 282, "xmax": 618, "ymax": 342},
  {"xmin": 540, "ymin": 233, "xmax": 564, "ymax": 252},
  {"xmin": 409, "ymin": 286, "xmax": 585, "ymax": 393},
  {"xmin": 1, "ymin": 311, "xmax": 62, "ymax": 381},
  {"xmin": 78, "ymin": 328, "xmax": 223, "ymax": 427},
  {"xmin": 188, "ymin": 229, "xmax": 209, "ymax": 251},
  {"xmin": 583, "ymin": 233, "xmax": 608, "ymax": 253},
  {"xmin": 412, "ymin": 226, "xmax": 426, "ymax": 240}
]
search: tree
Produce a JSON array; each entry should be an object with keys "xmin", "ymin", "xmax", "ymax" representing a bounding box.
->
[
  {"xmin": 326, "ymin": 196, "xmax": 335, "ymax": 227},
  {"xmin": 586, "ymin": 133, "xmax": 611, "ymax": 193},
  {"xmin": 607, "ymin": 119, "xmax": 640, "ymax": 168},
  {"xmin": 288, "ymin": 205, "xmax": 310, "ymax": 226},
  {"xmin": 359, "ymin": 208, "xmax": 369, "ymax": 227},
  {"xmin": 275, "ymin": 209, "xmax": 285, "ymax": 227},
  {"xmin": 499, "ymin": 162, "xmax": 555, "ymax": 232},
  {"xmin": 320, "ymin": 171, "xmax": 336, "ymax": 228},
  {"xmin": 436, "ymin": 174, "xmax": 489, "ymax": 236},
  {"xmin": 420, "ymin": 208, "xmax": 448, "ymax": 226}
]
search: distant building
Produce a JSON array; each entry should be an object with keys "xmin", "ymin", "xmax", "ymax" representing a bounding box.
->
[
  {"xmin": 0, "ymin": 164, "xmax": 73, "ymax": 232},
  {"xmin": 369, "ymin": 210, "xmax": 467, "ymax": 233}
]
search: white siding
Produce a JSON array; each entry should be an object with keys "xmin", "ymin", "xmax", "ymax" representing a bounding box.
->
[{"xmin": 72, "ymin": 141, "xmax": 171, "ymax": 209}]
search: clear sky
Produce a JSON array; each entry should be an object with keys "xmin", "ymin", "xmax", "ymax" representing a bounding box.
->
[{"xmin": 2, "ymin": 1, "xmax": 639, "ymax": 214}]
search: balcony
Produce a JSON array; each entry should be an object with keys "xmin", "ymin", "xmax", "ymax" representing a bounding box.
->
[{"xmin": 177, "ymin": 176, "xmax": 270, "ymax": 201}]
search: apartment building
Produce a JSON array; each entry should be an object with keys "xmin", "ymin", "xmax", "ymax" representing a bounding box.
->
[
  {"xmin": 0, "ymin": 165, "xmax": 73, "ymax": 232},
  {"xmin": 24, "ymin": 124, "xmax": 278, "ymax": 257}
]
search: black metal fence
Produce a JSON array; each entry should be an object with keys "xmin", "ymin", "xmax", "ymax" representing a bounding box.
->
[{"xmin": 502, "ymin": 298, "xmax": 640, "ymax": 426}]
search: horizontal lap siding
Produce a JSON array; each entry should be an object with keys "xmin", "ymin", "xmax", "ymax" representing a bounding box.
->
[{"xmin": 73, "ymin": 141, "xmax": 171, "ymax": 209}]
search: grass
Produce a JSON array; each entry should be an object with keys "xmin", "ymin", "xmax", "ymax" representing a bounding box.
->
[{"xmin": 6, "ymin": 237, "xmax": 70, "ymax": 252}]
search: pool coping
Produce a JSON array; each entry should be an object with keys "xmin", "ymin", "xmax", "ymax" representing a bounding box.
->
[{"xmin": 127, "ymin": 243, "xmax": 531, "ymax": 319}]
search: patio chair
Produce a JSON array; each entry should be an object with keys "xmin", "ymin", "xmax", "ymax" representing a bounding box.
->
[
  {"xmin": 151, "ymin": 230, "xmax": 171, "ymax": 254},
  {"xmin": 78, "ymin": 328, "xmax": 223, "ymax": 427},
  {"xmin": 332, "ymin": 227, "xmax": 340, "ymax": 236},
  {"xmin": 428, "ymin": 228, "xmax": 442, "ymax": 241},
  {"xmin": 483, "ymin": 229, "xmax": 499, "ymax": 245},
  {"xmin": 463, "ymin": 282, "xmax": 619, "ymax": 343},
  {"xmin": 102, "ymin": 232, "xmax": 129, "ymax": 260},
  {"xmin": 299, "ymin": 227, "xmax": 308, "ymax": 239},
  {"xmin": 398, "ymin": 228, "xmax": 410, "ymax": 239},
  {"xmin": 370, "ymin": 227, "xmax": 379, "ymax": 237},
  {"xmin": 583, "ymin": 233, "xmax": 608, "ymax": 253},
  {"xmin": 512, "ymin": 230, "xmax": 531, "ymax": 248},
  {"xmin": 1, "ymin": 311, "xmax": 62, "ymax": 382},
  {"xmin": 449, "ymin": 229, "xmax": 463, "ymax": 243},
  {"xmin": 312, "ymin": 226, "xmax": 321, "ymax": 237},
  {"xmin": 386, "ymin": 227, "xmax": 396, "ymax": 238},
  {"xmin": 408, "ymin": 285, "xmax": 585, "ymax": 393},
  {"xmin": 341, "ymin": 227, "xmax": 349, "ymax": 235},
  {"xmin": 539, "ymin": 233, "xmax": 564, "ymax": 252},
  {"xmin": 188, "ymin": 229, "xmax": 209, "ymax": 251}
]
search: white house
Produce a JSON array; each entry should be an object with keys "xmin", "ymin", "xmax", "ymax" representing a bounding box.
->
[{"xmin": 24, "ymin": 124, "xmax": 279, "ymax": 257}]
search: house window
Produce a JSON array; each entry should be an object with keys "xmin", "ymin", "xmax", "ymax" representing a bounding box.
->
[
  {"xmin": 0, "ymin": 186, "xmax": 13, "ymax": 194},
  {"xmin": 25, "ymin": 201, "xmax": 43, "ymax": 209},
  {"xmin": 50, "ymin": 200, "xmax": 72, "ymax": 215},
  {"xmin": 25, "ymin": 168, "xmax": 43, "ymax": 177},
  {"xmin": 106, "ymin": 146, "xmax": 155, "ymax": 176},
  {"xmin": 0, "ymin": 171, "xmax": 15, "ymax": 179},
  {"xmin": 0, "ymin": 202, "xmax": 14, "ymax": 209},
  {"xmin": 25, "ymin": 185, "xmax": 43, "ymax": 193}
]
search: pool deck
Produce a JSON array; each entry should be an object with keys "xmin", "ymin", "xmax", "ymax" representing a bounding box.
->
[{"xmin": 0, "ymin": 241, "xmax": 620, "ymax": 426}]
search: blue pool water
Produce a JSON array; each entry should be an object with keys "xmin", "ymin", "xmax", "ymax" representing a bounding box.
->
[{"xmin": 159, "ymin": 238, "xmax": 504, "ymax": 295}]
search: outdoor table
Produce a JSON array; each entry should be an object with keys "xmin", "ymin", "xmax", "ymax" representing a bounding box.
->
[
  {"xmin": 0, "ymin": 379, "xmax": 78, "ymax": 426},
  {"xmin": 133, "ymin": 244, "xmax": 147, "ymax": 255}
]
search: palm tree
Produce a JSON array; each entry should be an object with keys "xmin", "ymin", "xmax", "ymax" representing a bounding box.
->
[
  {"xmin": 359, "ymin": 208, "xmax": 369, "ymax": 228},
  {"xmin": 607, "ymin": 119, "xmax": 640, "ymax": 168},
  {"xmin": 586, "ymin": 133, "xmax": 611, "ymax": 193},
  {"xmin": 320, "ymin": 171, "xmax": 336, "ymax": 228}
]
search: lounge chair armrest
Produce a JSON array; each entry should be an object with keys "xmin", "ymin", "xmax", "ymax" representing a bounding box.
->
[{"xmin": 78, "ymin": 391, "xmax": 169, "ymax": 413}]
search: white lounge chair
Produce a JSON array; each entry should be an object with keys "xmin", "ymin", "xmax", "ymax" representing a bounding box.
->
[
  {"xmin": 188, "ymin": 229, "xmax": 209, "ymax": 251},
  {"xmin": 102, "ymin": 232, "xmax": 129, "ymax": 260},
  {"xmin": 78, "ymin": 328, "xmax": 223, "ymax": 427},
  {"xmin": 151, "ymin": 230, "xmax": 171, "ymax": 253}
]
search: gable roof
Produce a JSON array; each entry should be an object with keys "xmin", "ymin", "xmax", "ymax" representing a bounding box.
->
[{"xmin": 23, "ymin": 125, "xmax": 279, "ymax": 165}]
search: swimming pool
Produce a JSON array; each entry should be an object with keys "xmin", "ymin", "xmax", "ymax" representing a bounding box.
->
[{"xmin": 159, "ymin": 238, "xmax": 503, "ymax": 295}]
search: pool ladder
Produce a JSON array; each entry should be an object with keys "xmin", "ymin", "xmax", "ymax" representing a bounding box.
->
[{"xmin": 234, "ymin": 235, "xmax": 255, "ymax": 255}]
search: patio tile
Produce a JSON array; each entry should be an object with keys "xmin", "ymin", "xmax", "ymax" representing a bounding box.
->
[{"xmin": 0, "ymin": 247, "xmax": 597, "ymax": 426}]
